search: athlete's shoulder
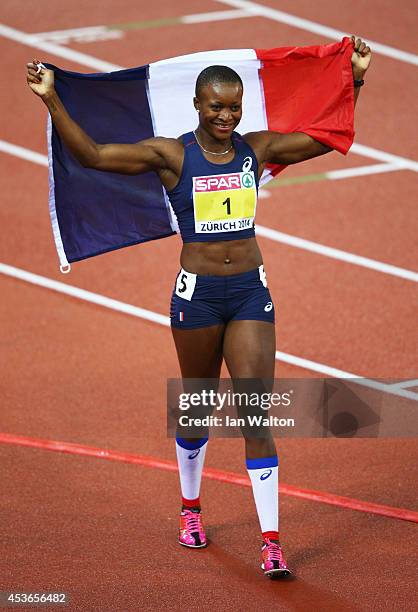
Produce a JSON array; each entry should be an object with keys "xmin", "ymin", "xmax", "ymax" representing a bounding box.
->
[
  {"xmin": 243, "ymin": 131, "xmax": 271, "ymax": 147},
  {"xmin": 242, "ymin": 131, "xmax": 274, "ymax": 162},
  {"xmin": 152, "ymin": 135, "xmax": 184, "ymax": 149},
  {"xmin": 177, "ymin": 131, "xmax": 197, "ymax": 147},
  {"xmin": 146, "ymin": 136, "xmax": 184, "ymax": 163}
]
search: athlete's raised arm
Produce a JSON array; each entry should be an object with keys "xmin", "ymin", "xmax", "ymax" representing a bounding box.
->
[
  {"xmin": 26, "ymin": 61, "xmax": 183, "ymax": 181},
  {"xmin": 246, "ymin": 36, "xmax": 372, "ymax": 167}
]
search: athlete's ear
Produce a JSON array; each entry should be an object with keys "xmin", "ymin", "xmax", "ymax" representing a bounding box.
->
[{"xmin": 193, "ymin": 97, "xmax": 200, "ymax": 112}]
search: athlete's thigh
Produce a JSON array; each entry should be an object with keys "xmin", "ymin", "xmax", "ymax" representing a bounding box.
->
[
  {"xmin": 172, "ymin": 325, "xmax": 225, "ymax": 438},
  {"xmin": 222, "ymin": 320, "xmax": 276, "ymax": 379},
  {"xmin": 171, "ymin": 324, "xmax": 225, "ymax": 378},
  {"xmin": 223, "ymin": 320, "xmax": 276, "ymax": 441}
]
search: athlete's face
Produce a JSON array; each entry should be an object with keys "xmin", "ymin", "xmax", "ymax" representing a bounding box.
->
[{"xmin": 194, "ymin": 82, "xmax": 243, "ymax": 141}]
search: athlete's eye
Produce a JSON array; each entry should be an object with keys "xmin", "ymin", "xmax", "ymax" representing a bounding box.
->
[{"xmin": 231, "ymin": 106, "xmax": 241, "ymax": 112}]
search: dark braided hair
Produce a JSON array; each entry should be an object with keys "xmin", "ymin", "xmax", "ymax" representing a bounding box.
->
[{"xmin": 195, "ymin": 65, "xmax": 243, "ymax": 97}]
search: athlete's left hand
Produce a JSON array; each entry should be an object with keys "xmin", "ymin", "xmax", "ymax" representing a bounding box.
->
[{"xmin": 350, "ymin": 36, "xmax": 372, "ymax": 77}]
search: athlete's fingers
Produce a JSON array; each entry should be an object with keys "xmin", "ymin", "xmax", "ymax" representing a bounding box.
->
[
  {"xmin": 27, "ymin": 74, "xmax": 41, "ymax": 84},
  {"xmin": 31, "ymin": 59, "xmax": 45, "ymax": 75},
  {"xmin": 352, "ymin": 36, "xmax": 362, "ymax": 51},
  {"xmin": 26, "ymin": 68, "xmax": 41, "ymax": 83},
  {"xmin": 28, "ymin": 67, "xmax": 41, "ymax": 78}
]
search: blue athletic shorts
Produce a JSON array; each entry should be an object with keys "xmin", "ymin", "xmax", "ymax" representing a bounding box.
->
[{"xmin": 170, "ymin": 265, "xmax": 275, "ymax": 329}]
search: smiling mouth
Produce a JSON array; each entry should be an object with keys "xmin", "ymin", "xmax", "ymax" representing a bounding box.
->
[{"xmin": 213, "ymin": 123, "xmax": 233, "ymax": 130}]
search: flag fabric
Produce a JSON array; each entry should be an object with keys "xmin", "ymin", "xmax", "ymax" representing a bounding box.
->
[{"xmin": 46, "ymin": 37, "xmax": 355, "ymax": 272}]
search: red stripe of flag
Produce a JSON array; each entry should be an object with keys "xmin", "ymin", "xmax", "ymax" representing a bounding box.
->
[{"xmin": 255, "ymin": 38, "xmax": 355, "ymax": 156}]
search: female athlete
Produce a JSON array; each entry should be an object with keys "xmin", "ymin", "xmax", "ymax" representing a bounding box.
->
[{"xmin": 26, "ymin": 35, "xmax": 371, "ymax": 578}]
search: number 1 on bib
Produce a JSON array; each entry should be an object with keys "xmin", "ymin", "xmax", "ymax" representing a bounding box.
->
[{"xmin": 223, "ymin": 197, "xmax": 231, "ymax": 215}]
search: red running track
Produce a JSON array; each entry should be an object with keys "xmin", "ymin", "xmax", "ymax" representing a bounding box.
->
[{"xmin": 1, "ymin": 0, "xmax": 418, "ymax": 610}]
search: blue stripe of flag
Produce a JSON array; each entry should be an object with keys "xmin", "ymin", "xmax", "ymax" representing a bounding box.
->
[{"xmin": 45, "ymin": 63, "xmax": 175, "ymax": 264}]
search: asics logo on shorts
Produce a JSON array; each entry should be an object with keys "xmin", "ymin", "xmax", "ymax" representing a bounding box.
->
[
  {"xmin": 188, "ymin": 449, "xmax": 201, "ymax": 460},
  {"xmin": 264, "ymin": 302, "xmax": 273, "ymax": 312},
  {"xmin": 260, "ymin": 469, "xmax": 272, "ymax": 480}
]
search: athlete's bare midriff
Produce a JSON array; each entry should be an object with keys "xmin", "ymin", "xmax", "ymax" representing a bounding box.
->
[{"xmin": 180, "ymin": 237, "xmax": 263, "ymax": 276}]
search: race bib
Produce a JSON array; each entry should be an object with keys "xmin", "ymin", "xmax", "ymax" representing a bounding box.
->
[
  {"xmin": 193, "ymin": 170, "xmax": 257, "ymax": 234},
  {"xmin": 175, "ymin": 268, "xmax": 197, "ymax": 301}
]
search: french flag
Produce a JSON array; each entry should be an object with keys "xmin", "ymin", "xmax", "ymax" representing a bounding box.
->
[{"xmin": 46, "ymin": 38, "xmax": 354, "ymax": 272}]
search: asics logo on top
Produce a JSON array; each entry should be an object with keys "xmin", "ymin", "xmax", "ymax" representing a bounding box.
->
[
  {"xmin": 260, "ymin": 469, "xmax": 272, "ymax": 480},
  {"xmin": 264, "ymin": 302, "xmax": 273, "ymax": 312},
  {"xmin": 188, "ymin": 449, "xmax": 201, "ymax": 460},
  {"xmin": 242, "ymin": 156, "xmax": 253, "ymax": 172}
]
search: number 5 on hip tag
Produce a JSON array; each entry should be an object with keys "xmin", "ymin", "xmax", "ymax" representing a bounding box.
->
[{"xmin": 175, "ymin": 269, "xmax": 197, "ymax": 301}]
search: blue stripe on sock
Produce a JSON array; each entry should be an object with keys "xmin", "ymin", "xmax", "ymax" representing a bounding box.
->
[
  {"xmin": 246, "ymin": 455, "xmax": 278, "ymax": 470},
  {"xmin": 175, "ymin": 436, "xmax": 208, "ymax": 450}
]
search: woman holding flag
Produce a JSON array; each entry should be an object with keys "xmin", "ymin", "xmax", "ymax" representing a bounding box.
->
[{"xmin": 26, "ymin": 35, "xmax": 371, "ymax": 578}]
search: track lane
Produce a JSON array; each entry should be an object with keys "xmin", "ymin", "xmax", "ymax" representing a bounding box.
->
[
  {"xmin": 1, "ymin": 276, "xmax": 417, "ymax": 510},
  {"xmin": 2, "ymin": 432, "xmax": 417, "ymax": 522},
  {"xmin": 0, "ymin": 0, "xmax": 215, "ymax": 31},
  {"xmin": 219, "ymin": 0, "xmax": 418, "ymax": 54},
  {"xmin": 1, "ymin": 444, "xmax": 417, "ymax": 611},
  {"xmin": 1, "ymin": 3, "xmax": 417, "ymax": 609}
]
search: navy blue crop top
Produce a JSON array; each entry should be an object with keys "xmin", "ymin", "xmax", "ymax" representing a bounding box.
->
[{"xmin": 166, "ymin": 131, "xmax": 259, "ymax": 243}]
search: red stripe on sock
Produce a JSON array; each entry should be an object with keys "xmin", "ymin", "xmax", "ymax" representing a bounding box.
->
[
  {"xmin": 262, "ymin": 530, "xmax": 279, "ymax": 541},
  {"xmin": 182, "ymin": 496, "xmax": 200, "ymax": 508}
]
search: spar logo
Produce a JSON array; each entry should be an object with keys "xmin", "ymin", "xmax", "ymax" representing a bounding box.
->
[
  {"xmin": 194, "ymin": 171, "xmax": 255, "ymax": 192},
  {"xmin": 242, "ymin": 173, "xmax": 254, "ymax": 188},
  {"xmin": 194, "ymin": 174, "xmax": 241, "ymax": 191}
]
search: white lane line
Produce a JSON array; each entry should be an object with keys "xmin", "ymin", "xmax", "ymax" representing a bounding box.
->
[
  {"xmin": 350, "ymin": 144, "xmax": 418, "ymax": 172},
  {"xmin": 0, "ymin": 262, "xmax": 170, "ymax": 327},
  {"xmin": 5, "ymin": 140, "xmax": 398, "ymax": 188},
  {"xmin": 1, "ymin": 139, "xmax": 417, "ymax": 283},
  {"xmin": 327, "ymin": 163, "xmax": 402, "ymax": 180},
  {"xmin": 1, "ymin": 137, "xmax": 414, "ymax": 185},
  {"xmin": 182, "ymin": 9, "xmax": 252, "ymax": 24},
  {"xmin": 216, "ymin": 0, "xmax": 418, "ymax": 66},
  {"xmin": 255, "ymin": 225, "xmax": 418, "ymax": 283},
  {"xmin": 1, "ymin": 262, "xmax": 417, "ymax": 402},
  {"xmin": 258, "ymin": 189, "xmax": 270, "ymax": 198},
  {"xmin": 0, "ymin": 140, "xmax": 48, "ymax": 166},
  {"xmin": 275, "ymin": 351, "xmax": 418, "ymax": 400},
  {"xmin": 0, "ymin": 23, "xmax": 122, "ymax": 72},
  {"xmin": 0, "ymin": 138, "xmax": 407, "ymax": 197},
  {"xmin": 388, "ymin": 379, "xmax": 418, "ymax": 390},
  {"xmin": 32, "ymin": 26, "xmax": 123, "ymax": 45},
  {"xmin": 2, "ymin": 21, "xmax": 418, "ymax": 170},
  {"xmin": 31, "ymin": 11, "xmax": 252, "ymax": 44}
]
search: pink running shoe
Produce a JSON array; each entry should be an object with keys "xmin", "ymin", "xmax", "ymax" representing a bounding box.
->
[
  {"xmin": 178, "ymin": 510, "xmax": 207, "ymax": 548},
  {"xmin": 261, "ymin": 538, "xmax": 292, "ymax": 578}
]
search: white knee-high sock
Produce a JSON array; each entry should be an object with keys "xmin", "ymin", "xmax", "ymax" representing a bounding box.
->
[
  {"xmin": 246, "ymin": 456, "xmax": 279, "ymax": 538},
  {"xmin": 176, "ymin": 437, "xmax": 208, "ymax": 507}
]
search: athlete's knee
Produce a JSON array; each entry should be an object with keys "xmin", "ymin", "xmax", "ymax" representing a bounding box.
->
[{"xmin": 244, "ymin": 436, "xmax": 276, "ymax": 458}]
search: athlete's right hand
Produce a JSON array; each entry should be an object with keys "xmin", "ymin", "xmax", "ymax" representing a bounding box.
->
[{"xmin": 26, "ymin": 60, "xmax": 54, "ymax": 98}]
